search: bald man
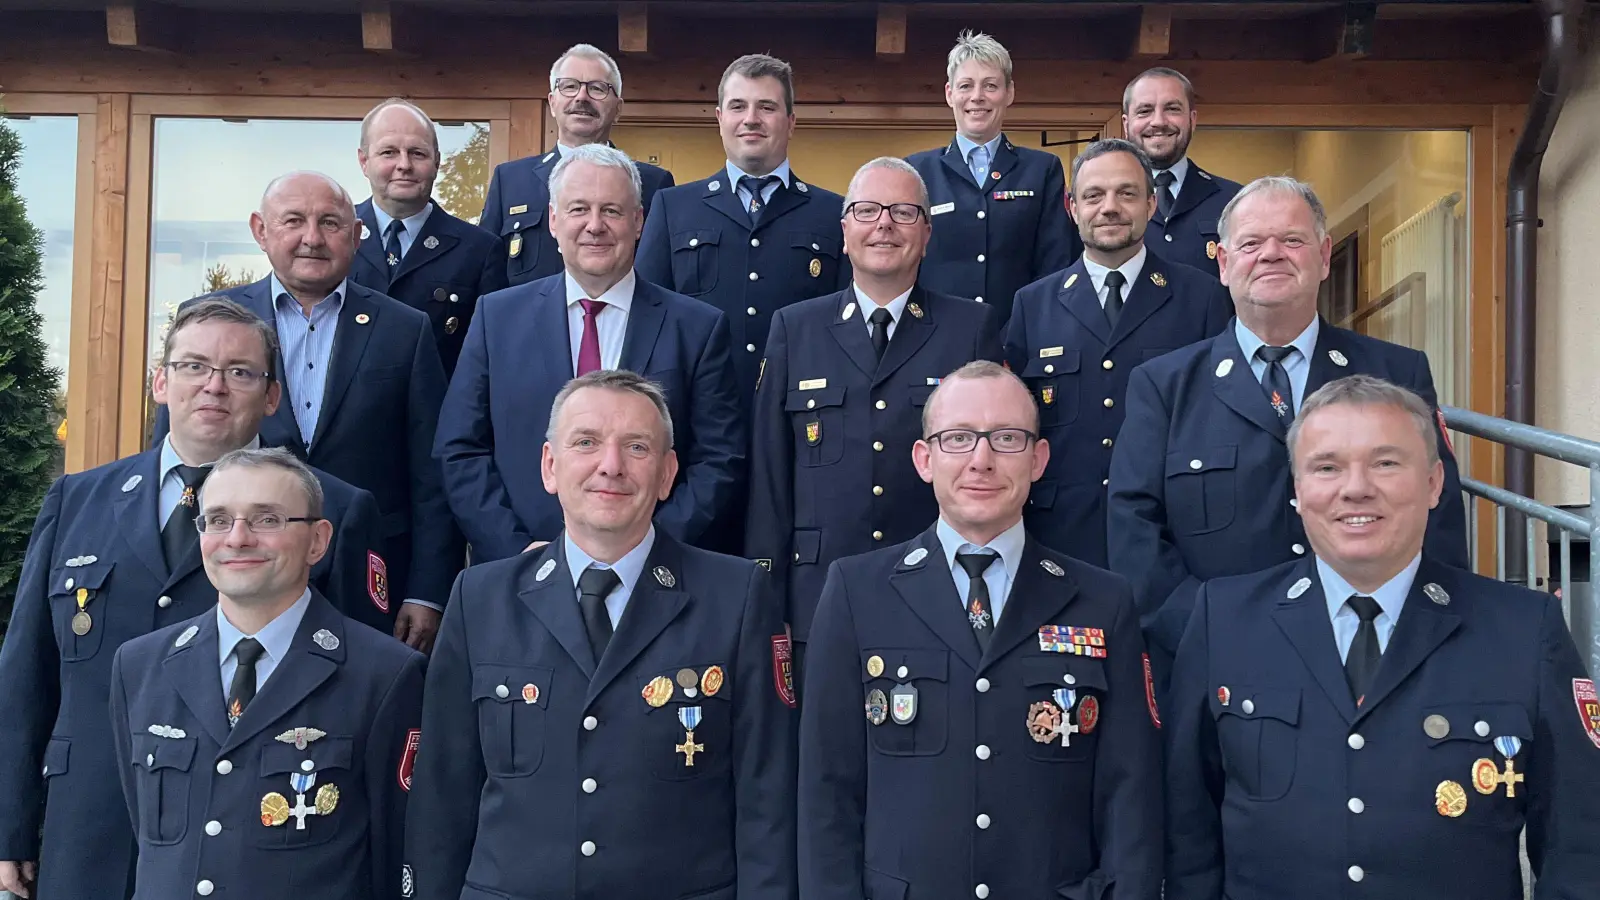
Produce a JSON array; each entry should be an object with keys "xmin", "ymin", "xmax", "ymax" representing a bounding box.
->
[{"xmin": 153, "ymin": 170, "xmax": 457, "ymax": 652}]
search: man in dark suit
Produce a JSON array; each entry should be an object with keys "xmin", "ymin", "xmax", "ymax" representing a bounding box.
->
[
  {"xmin": 1123, "ymin": 67, "xmax": 1242, "ymax": 279},
  {"xmin": 1107, "ymin": 176, "xmax": 1469, "ymax": 693},
  {"xmin": 111, "ymin": 448, "xmax": 424, "ymax": 900},
  {"xmin": 350, "ymin": 98, "xmax": 507, "ymax": 376},
  {"xmin": 636, "ymin": 53, "xmax": 849, "ymax": 402},
  {"xmin": 1006, "ymin": 139, "xmax": 1231, "ymax": 567},
  {"xmin": 747, "ymin": 157, "xmax": 1001, "ymax": 662},
  {"xmin": 0, "ymin": 299, "xmax": 382, "ymax": 900},
  {"xmin": 409, "ymin": 370, "xmax": 796, "ymax": 900},
  {"xmin": 1165, "ymin": 376, "xmax": 1600, "ymax": 900},
  {"xmin": 152, "ymin": 171, "xmax": 455, "ymax": 654},
  {"xmin": 800, "ymin": 361, "xmax": 1162, "ymax": 900},
  {"xmin": 479, "ymin": 43, "xmax": 675, "ymax": 287},
  {"xmin": 437, "ymin": 144, "xmax": 742, "ymax": 561},
  {"xmin": 907, "ymin": 31, "xmax": 1079, "ymax": 327}
]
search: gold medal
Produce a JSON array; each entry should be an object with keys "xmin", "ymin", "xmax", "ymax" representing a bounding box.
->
[
  {"xmin": 71, "ymin": 611, "xmax": 92, "ymax": 636},
  {"xmin": 314, "ymin": 783, "xmax": 339, "ymax": 815},
  {"xmin": 261, "ymin": 792, "xmax": 290, "ymax": 827},
  {"xmin": 701, "ymin": 666, "xmax": 725, "ymax": 697},
  {"xmin": 1206, "ymin": 240, "xmax": 1218, "ymax": 260},
  {"xmin": 1435, "ymin": 780, "xmax": 1468, "ymax": 818},
  {"xmin": 808, "ymin": 258, "xmax": 821, "ymax": 278},
  {"xmin": 642, "ymin": 675, "xmax": 674, "ymax": 707},
  {"xmin": 676, "ymin": 668, "xmax": 700, "ymax": 690},
  {"xmin": 1472, "ymin": 758, "xmax": 1499, "ymax": 794},
  {"xmin": 866, "ymin": 655, "xmax": 884, "ymax": 678},
  {"xmin": 1027, "ymin": 700, "xmax": 1063, "ymax": 744},
  {"xmin": 1150, "ymin": 272, "xmax": 1167, "ymax": 287}
]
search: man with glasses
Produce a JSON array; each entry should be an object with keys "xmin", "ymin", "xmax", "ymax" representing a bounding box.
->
[
  {"xmin": 110, "ymin": 447, "xmax": 424, "ymax": 900},
  {"xmin": 0, "ymin": 298, "xmax": 383, "ymax": 900},
  {"xmin": 480, "ymin": 44, "xmax": 675, "ymax": 287},
  {"xmin": 747, "ymin": 158, "xmax": 1000, "ymax": 679},
  {"xmin": 799, "ymin": 360, "xmax": 1162, "ymax": 900}
]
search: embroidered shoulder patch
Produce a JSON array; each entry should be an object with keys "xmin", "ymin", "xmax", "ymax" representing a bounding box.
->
[{"xmin": 771, "ymin": 627, "xmax": 797, "ymax": 709}]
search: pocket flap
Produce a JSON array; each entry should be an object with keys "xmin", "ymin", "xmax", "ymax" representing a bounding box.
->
[
  {"xmin": 1022, "ymin": 351, "xmax": 1080, "ymax": 378},
  {"xmin": 498, "ymin": 206, "xmax": 545, "ymax": 236},
  {"xmin": 134, "ymin": 733, "xmax": 197, "ymax": 772},
  {"xmin": 43, "ymin": 737, "xmax": 69, "ymax": 778},
  {"xmin": 1423, "ymin": 701, "xmax": 1533, "ymax": 745},
  {"xmin": 861, "ymin": 648, "xmax": 948, "ymax": 684},
  {"xmin": 1166, "ymin": 446, "xmax": 1237, "ymax": 476},
  {"xmin": 260, "ymin": 735, "xmax": 353, "ymax": 776},
  {"xmin": 793, "ymin": 529, "xmax": 821, "ymax": 565},
  {"xmin": 1023, "ymin": 656, "xmax": 1108, "ymax": 692},
  {"xmin": 1028, "ymin": 480, "xmax": 1058, "ymax": 511},
  {"xmin": 471, "ymin": 663, "xmax": 554, "ymax": 706},
  {"xmin": 784, "ymin": 384, "xmax": 846, "ymax": 412},
  {"xmin": 50, "ymin": 560, "xmax": 112, "ymax": 596},
  {"xmin": 864, "ymin": 867, "xmax": 910, "ymax": 900},
  {"xmin": 1213, "ymin": 686, "xmax": 1300, "ymax": 725},
  {"xmin": 672, "ymin": 228, "xmax": 720, "ymax": 251},
  {"xmin": 908, "ymin": 384, "xmax": 936, "ymax": 407},
  {"xmin": 1197, "ymin": 218, "xmax": 1219, "ymax": 237},
  {"xmin": 792, "ymin": 232, "xmax": 842, "ymax": 258}
]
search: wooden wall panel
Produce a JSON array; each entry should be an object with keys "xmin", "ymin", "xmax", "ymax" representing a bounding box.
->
[{"xmin": 84, "ymin": 93, "xmax": 131, "ymax": 468}]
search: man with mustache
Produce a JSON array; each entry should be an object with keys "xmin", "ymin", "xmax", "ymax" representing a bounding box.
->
[
  {"xmin": 479, "ymin": 44, "xmax": 675, "ymax": 287},
  {"xmin": 746, "ymin": 157, "xmax": 1001, "ymax": 680},
  {"xmin": 1005, "ymin": 139, "xmax": 1230, "ymax": 567},
  {"xmin": 799, "ymin": 361, "xmax": 1162, "ymax": 900},
  {"xmin": 350, "ymin": 98, "xmax": 507, "ymax": 376},
  {"xmin": 110, "ymin": 448, "xmax": 424, "ymax": 900},
  {"xmin": 906, "ymin": 31, "xmax": 1080, "ymax": 328},
  {"xmin": 1122, "ymin": 67, "xmax": 1241, "ymax": 279},
  {"xmin": 436, "ymin": 145, "xmax": 743, "ymax": 561},
  {"xmin": 152, "ymin": 171, "xmax": 456, "ymax": 654},
  {"xmin": 0, "ymin": 299, "xmax": 383, "ymax": 899},
  {"xmin": 1107, "ymin": 176, "xmax": 1468, "ymax": 695}
]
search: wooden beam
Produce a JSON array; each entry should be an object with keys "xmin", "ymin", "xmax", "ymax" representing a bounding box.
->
[
  {"xmin": 1338, "ymin": 1, "xmax": 1379, "ymax": 59},
  {"xmin": 86, "ymin": 93, "xmax": 131, "ymax": 467},
  {"xmin": 619, "ymin": 3, "xmax": 649, "ymax": 57},
  {"xmin": 876, "ymin": 4, "xmax": 908, "ymax": 62},
  {"xmin": 105, "ymin": 2, "xmax": 180, "ymax": 53},
  {"xmin": 1136, "ymin": 5, "xmax": 1173, "ymax": 59},
  {"xmin": 362, "ymin": 0, "xmax": 423, "ymax": 54}
]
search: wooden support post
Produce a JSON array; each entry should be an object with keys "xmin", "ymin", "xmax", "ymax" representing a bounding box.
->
[
  {"xmin": 1337, "ymin": 1, "xmax": 1378, "ymax": 59},
  {"xmin": 105, "ymin": 2, "xmax": 180, "ymax": 53},
  {"xmin": 876, "ymin": 4, "xmax": 908, "ymax": 62},
  {"xmin": 362, "ymin": 0, "xmax": 422, "ymax": 54},
  {"xmin": 1137, "ymin": 5, "xmax": 1173, "ymax": 59},
  {"xmin": 619, "ymin": 3, "xmax": 650, "ymax": 57}
]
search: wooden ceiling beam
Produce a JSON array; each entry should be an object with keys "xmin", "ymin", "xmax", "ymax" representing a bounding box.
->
[
  {"xmin": 1136, "ymin": 4, "xmax": 1173, "ymax": 59},
  {"xmin": 1337, "ymin": 1, "xmax": 1379, "ymax": 59},
  {"xmin": 876, "ymin": 4, "xmax": 908, "ymax": 62},
  {"xmin": 362, "ymin": 0, "xmax": 425, "ymax": 54},
  {"xmin": 619, "ymin": 3, "xmax": 650, "ymax": 56},
  {"xmin": 105, "ymin": 2, "xmax": 181, "ymax": 53}
]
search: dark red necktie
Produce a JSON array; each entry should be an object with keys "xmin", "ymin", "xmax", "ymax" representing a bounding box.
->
[{"xmin": 577, "ymin": 299, "xmax": 607, "ymax": 376}]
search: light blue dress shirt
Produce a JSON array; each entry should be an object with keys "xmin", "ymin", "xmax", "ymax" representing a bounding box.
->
[
  {"xmin": 1235, "ymin": 316, "xmax": 1320, "ymax": 413},
  {"xmin": 1317, "ymin": 553, "xmax": 1421, "ymax": 661},
  {"xmin": 954, "ymin": 133, "xmax": 1003, "ymax": 186},
  {"xmin": 726, "ymin": 160, "xmax": 792, "ymax": 211},
  {"xmin": 217, "ymin": 587, "xmax": 312, "ymax": 702},
  {"xmin": 1153, "ymin": 155, "xmax": 1191, "ymax": 203},
  {"xmin": 158, "ymin": 434, "xmax": 260, "ymax": 527},
  {"xmin": 271, "ymin": 274, "xmax": 346, "ymax": 446},
  {"xmin": 935, "ymin": 517, "xmax": 1026, "ymax": 625},
  {"xmin": 370, "ymin": 202, "xmax": 434, "ymax": 258},
  {"xmin": 564, "ymin": 526, "xmax": 657, "ymax": 629}
]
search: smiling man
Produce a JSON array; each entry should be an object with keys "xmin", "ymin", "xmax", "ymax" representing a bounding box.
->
[
  {"xmin": 1105, "ymin": 175, "xmax": 1468, "ymax": 695},
  {"xmin": 906, "ymin": 31, "xmax": 1079, "ymax": 328},
  {"xmin": 746, "ymin": 157, "xmax": 1000, "ymax": 674},
  {"xmin": 437, "ymin": 144, "xmax": 743, "ymax": 560},
  {"xmin": 1165, "ymin": 375, "xmax": 1600, "ymax": 900},
  {"xmin": 799, "ymin": 360, "xmax": 1161, "ymax": 900}
]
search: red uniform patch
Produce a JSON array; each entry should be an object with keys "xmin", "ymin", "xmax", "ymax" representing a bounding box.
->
[
  {"xmin": 1574, "ymin": 678, "xmax": 1600, "ymax": 749},
  {"xmin": 1076, "ymin": 695, "xmax": 1100, "ymax": 734},
  {"xmin": 1143, "ymin": 653, "xmax": 1161, "ymax": 729},
  {"xmin": 369, "ymin": 551, "xmax": 390, "ymax": 613},
  {"xmin": 1437, "ymin": 408, "xmax": 1456, "ymax": 455},
  {"xmin": 398, "ymin": 728, "xmax": 421, "ymax": 791},
  {"xmin": 771, "ymin": 627, "xmax": 797, "ymax": 708}
]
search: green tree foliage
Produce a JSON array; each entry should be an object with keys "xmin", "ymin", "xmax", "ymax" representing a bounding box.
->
[
  {"xmin": 0, "ymin": 115, "xmax": 66, "ymax": 638},
  {"xmin": 436, "ymin": 123, "xmax": 489, "ymax": 223}
]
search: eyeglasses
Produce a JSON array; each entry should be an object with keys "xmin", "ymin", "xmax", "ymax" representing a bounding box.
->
[
  {"xmin": 194, "ymin": 513, "xmax": 322, "ymax": 534},
  {"xmin": 925, "ymin": 428, "xmax": 1037, "ymax": 454},
  {"xmin": 165, "ymin": 361, "xmax": 272, "ymax": 390},
  {"xmin": 554, "ymin": 78, "xmax": 618, "ymax": 100},
  {"xmin": 845, "ymin": 201, "xmax": 927, "ymax": 226}
]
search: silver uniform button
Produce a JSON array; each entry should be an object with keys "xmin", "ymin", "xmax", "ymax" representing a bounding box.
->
[
  {"xmin": 975, "ymin": 744, "xmax": 991, "ymax": 760},
  {"xmin": 975, "ymin": 678, "xmax": 990, "ymax": 692},
  {"xmin": 748, "ymin": 272, "xmax": 759, "ymax": 281},
  {"xmin": 747, "ymin": 307, "xmax": 758, "ymax": 316},
  {"xmin": 158, "ymin": 595, "xmax": 172, "ymax": 608},
  {"xmin": 582, "ymin": 778, "xmax": 597, "ymax": 793},
  {"xmin": 688, "ymin": 238, "xmax": 698, "ymax": 247},
  {"xmin": 746, "ymin": 344, "xmax": 757, "ymax": 352},
  {"xmin": 1475, "ymin": 720, "xmax": 1490, "ymax": 737},
  {"xmin": 975, "ymin": 813, "xmax": 991, "ymax": 829},
  {"xmin": 1348, "ymin": 798, "xmax": 1365, "ymax": 814},
  {"xmin": 975, "ymin": 885, "xmax": 990, "ymax": 899},
  {"xmin": 897, "ymin": 665, "xmax": 909, "ymax": 678},
  {"xmin": 495, "ymin": 684, "xmax": 510, "ymax": 699},
  {"xmin": 1348, "ymin": 733, "xmax": 1365, "ymax": 750},
  {"xmin": 216, "ymin": 759, "xmax": 233, "ymax": 775},
  {"xmin": 583, "ymin": 716, "xmax": 598, "ymax": 731},
  {"xmin": 1348, "ymin": 866, "xmax": 1364, "ymax": 882},
  {"xmin": 1292, "ymin": 543, "xmax": 1306, "ymax": 555},
  {"xmin": 581, "ymin": 840, "xmax": 597, "ymax": 857},
  {"xmin": 1242, "ymin": 699, "xmax": 1256, "ymax": 715},
  {"xmin": 197, "ymin": 880, "xmax": 215, "ymax": 896},
  {"xmin": 146, "ymin": 754, "xmax": 155, "ymax": 767},
  {"xmin": 205, "ymin": 820, "xmax": 222, "ymax": 836},
  {"xmin": 750, "ymin": 238, "xmax": 760, "ymax": 247},
  {"xmin": 1164, "ymin": 234, "xmax": 1173, "ymax": 242},
  {"xmin": 301, "ymin": 760, "xmax": 314, "ymax": 772},
  {"xmin": 976, "ymin": 254, "xmax": 986, "ymax": 263},
  {"xmin": 977, "ymin": 210, "xmax": 986, "ymax": 219},
  {"xmin": 1063, "ymin": 674, "xmax": 1076, "ymax": 685},
  {"xmin": 974, "ymin": 296, "xmax": 984, "ymax": 303}
]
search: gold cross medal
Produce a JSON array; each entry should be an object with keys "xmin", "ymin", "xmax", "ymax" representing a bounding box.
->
[
  {"xmin": 71, "ymin": 587, "xmax": 93, "ymax": 636},
  {"xmin": 1472, "ymin": 736, "xmax": 1525, "ymax": 798},
  {"xmin": 676, "ymin": 706, "xmax": 704, "ymax": 767}
]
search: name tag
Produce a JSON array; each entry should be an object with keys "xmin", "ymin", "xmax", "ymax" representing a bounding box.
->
[
  {"xmin": 798, "ymin": 378, "xmax": 828, "ymax": 390},
  {"xmin": 508, "ymin": 204, "xmax": 529, "ymax": 215},
  {"xmin": 1040, "ymin": 346, "xmax": 1065, "ymax": 358},
  {"xmin": 930, "ymin": 202, "xmax": 956, "ymax": 216}
]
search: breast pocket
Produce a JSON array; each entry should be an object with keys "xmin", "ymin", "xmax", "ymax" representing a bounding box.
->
[
  {"xmin": 1423, "ymin": 701, "xmax": 1533, "ymax": 815},
  {"xmin": 670, "ymin": 229, "xmax": 721, "ymax": 295},
  {"xmin": 1022, "ymin": 657, "xmax": 1106, "ymax": 762},
  {"xmin": 790, "ymin": 232, "xmax": 843, "ymax": 287},
  {"xmin": 1211, "ymin": 686, "xmax": 1300, "ymax": 801},
  {"xmin": 1021, "ymin": 353, "xmax": 1080, "ymax": 427},
  {"xmin": 131, "ymin": 733, "xmax": 196, "ymax": 845},
  {"xmin": 1165, "ymin": 446, "xmax": 1238, "ymax": 535},
  {"xmin": 473, "ymin": 664, "xmax": 552, "ymax": 777},
  {"xmin": 500, "ymin": 209, "xmax": 548, "ymax": 280},
  {"xmin": 786, "ymin": 384, "xmax": 847, "ymax": 467},
  {"xmin": 641, "ymin": 664, "xmax": 732, "ymax": 781},
  {"xmin": 255, "ymin": 736, "xmax": 355, "ymax": 847},
  {"xmin": 862, "ymin": 648, "xmax": 948, "ymax": 757},
  {"xmin": 51, "ymin": 561, "xmax": 112, "ymax": 662}
]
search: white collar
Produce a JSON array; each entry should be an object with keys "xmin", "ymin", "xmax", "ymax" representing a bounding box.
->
[
  {"xmin": 564, "ymin": 269, "xmax": 637, "ymax": 312},
  {"xmin": 1082, "ymin": 245, "xmax": 1149, "ymax": 296},
  {"xmin": 725, "ymin": 159, "xmax": 793, "ymax": 190},
  {"xmin": 1155, "ymin": 155, "xmax": 1191, "ymax": 194},
  {"xmin": 1235, "ymin": 315, "xmax": 1320, "ymax": 363},
  {"xmin": 161, "ymin": 434, "xmax": 262, "ymax": 477},
  {"xmin": 369, "ymin": 201, "xmax": 434, "ymax": 241}
]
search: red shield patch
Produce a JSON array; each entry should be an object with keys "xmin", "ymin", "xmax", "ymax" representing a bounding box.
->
[
  {"xmin": 1143, "ymin": 653, "xmax": 1161, "ymax": 729},
  {"xmin": 771, "ymin": 627, "xmax": 797, "ymax": 709},
  {"xmin": 1574, "ymin": 678, "xmax": 1600, "ymax": 749},
  {"xmin": 1437, "ymin": 408, "xmax": 1456, "ymax": 455},
  {"xmin": 369, "ymin": 551, "xmax": 390, "ymax": 613},
  {"xmin": 397, "ymin": 728, "xmax": 421, "ymax": 791}
]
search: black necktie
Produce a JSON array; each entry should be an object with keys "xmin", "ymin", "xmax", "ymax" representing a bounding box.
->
[
  {"xmin": 1154, "ymin": 170, "xmax": 1176, "ymax": 221},
  {"xmin": 1255, "ymin": 345, "xmax": 1296, "ymax": 424},
  {"xmin": 578, "ymin": 566, "xmax": 621, "ymax": 662},
  {"xmin": 384, "ymin": 219, "xmax": 405, "ymax": 276},
  {"xmin": 227, "ymin": 637, "xmax": 266, "ymax": 727},
  {"xmin": 1103, "ymin": 270, "xmax": 1127, "ymax": 329},
  {"xmin": 161, "ymin": 464, "xmax": 209, "ymax": 572},
  {"xmin": 739, "ymin": 175, "xmax": 779, "ymax": 223},
  {"xmin": 1344, "ymin": 595, "xmax": 1384, "ymax": 704},
  {"xmin": 868, "ymin": 307, "xmax": 893, "ymax": 361},
  {"xmin": 956, "ymin": 551, "xmax": 998, "ymax": 652}
]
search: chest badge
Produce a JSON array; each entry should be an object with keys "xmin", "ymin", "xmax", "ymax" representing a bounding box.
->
[
  {"xmin": 675, "ymin": 706, "xmax": 705, "ymax": 766},
  {"xmin": 1150, "ymin": 272, "xmax": 1167, "ymax": 287},
  {"xmin": 1206, "ymin": 240, "xmax": 1218, "ymax": 260},
  {"xmin": 508, "ymin": 234, "xmax": 523, "ymax": 258},
  {"xmin": 865, "ymin": 688, "xmax": 888, "ymax": 725},
  {"xmin": 806, "ymin": 420, "xmax": 821, "ymax": 446},
  {"xmin": 809, "ymin": 258, "xmax": 821, "ymax": 278},
  {"xmin": 71, "ymin": 587, "xmax": 94, "ymax": 636},
  {"xmin": 1027, "ymin": 700, "xmax": 1063, "ymax": 744},
  {"xmin": 1435, "ymin": 780, "xmax": 1468, "ymax": 817},
  {"xmin": 643, "ymin": 675, "xmax": 674, "ymax": 707},
  {"xmin": 422, "ymin": 236, "xmax": 440, "ymax": 251},
  {"xmin": 890, "ymin": 682, "xmax": 918, "ymax": 725}
]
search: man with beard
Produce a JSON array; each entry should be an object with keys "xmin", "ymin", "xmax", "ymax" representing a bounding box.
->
[
  {"xmin": 1122, "ymin": 67, "xmax": 1241, "ymax": 279},
  {"xmin": 480, "ymin": 44, "xmax": 676, "ymax": 287},
  {"xmin": 907, "ymin": 31, "xmax": 1079, "ymax": 328},
  {"xmin": 350, "ymin": 98, "xmax": 506, "ymax": 376},
  {"xmin": 746, "ymin": 157, "xmax": 1001, "ymax": 681},
  {"xmin": 1005, "ymin": 139, "xmax": 1230, "ymax": 567}
]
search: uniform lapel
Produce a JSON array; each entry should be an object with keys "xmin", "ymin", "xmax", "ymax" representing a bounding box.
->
[
  {"xmin": 1108, "ymin": 260, "xmax": 1174, "ymax": 347},
  {"xmin": 1271, "ymin": 559, "xmax": 1358, "ymax": 723},
  {"xmin": 163, "ymin": 613, "xmax": 232, "ymax": 748},
  {"xmin": 827, "ymin": 292, "xmax": 880, "ymax": 379},
  {"xmin": 940, "ymin": 140, "xmax": 978, "ymax": 190},
  {"xmin": 516, "ymin": 542, "xmax": 597, "ymax": 678},
  {"xmin": 1058, "ymin": 261, "xmax": 1111, "ymax": 346},
  {"xmin": 312, "ymin": 286, "xmax": 379, "ymax": 446},
  {"xmin": 533, "ymin": 277, "xmax": 576, "ymax": 382},
  {"xmin": 872, "ymin": 286, "xmax": 934, "ymax": 387},
  {"xmin": 390, "ymin": 205, "xmax": 460, "ymax": 285},
  {"xmin": 702, "ymin": 173, "xmax": 754, "ymax": 230},
  {"xmin": 585, "ymin": 536, "xmax": 692, "ymax": 707},
  {"xmin": 1165, "ymin": 163, "xmax": 1220, "ymax": 223},
  {"xmin": 162, "ymin": 540, "xmax": 206, "ymax": 595},
  {"xmin": 888, "ymin": 528, "xmax": 982, "ymax": 673},
  {"xmin": 222, "ymin": 593, "xmax": 344, "ymax": 756},
  {"xmin": 618, "ymin": 280, "xmax": 666, "ymax": 373},
  {"xmin": 113, "ymin": 452, "xmax": 167, "ymax": 585},
  {"xmin": 1305, "ymin": 319, "xmax": 1352, "ymax": 397},
  {"xmin": 238, "ymin": 280, "xmax": 307, "ymax": 457},
  {"xmin": 1208, "ymin": 326, "xmax": 1286, "ymax": 442},
  {"xmin": 354, "ymin": 201, "xmax": 388, "ymax": 278},
  {"xmin": 982, "ymin": 538, "xmax": 1080, "ymax": 668},
  {"xmin": 751, "ymin": 175, "xmax": 809, "ymax": 235},
  {"xmin": 986, "ymin": 137, "xmax": 1020, "ymax": 192},
  {"xmin": 1354, "ymin": 559, "xmax": 1462, "ymax": 721}
]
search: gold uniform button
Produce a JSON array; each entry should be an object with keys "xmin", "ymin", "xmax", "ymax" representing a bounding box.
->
[
  {"xmin": 873, "ymin": 486, "xmax": 883, "ymax": 496},
  {"xmin": 1102, "ymin": 438, "xmax": 1113, "ymax": 448},
  {"xmin": 1103, "ymin": 398, "xmax": 1115, "ymax": 408},
  {"xmin": 875, "ymin": 400, "xmax": 887, "ymax": 410},
  {"xmin": 873, "ymin": 531, "xmax": 884, "ymax": 541},
  {"xmin": 1102, "ymin": 359, "xmax": 1114, "ymax": 370},
  {"xmin": 873, "ymin": 441, "xmax": 884, "ymax": 451}
]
